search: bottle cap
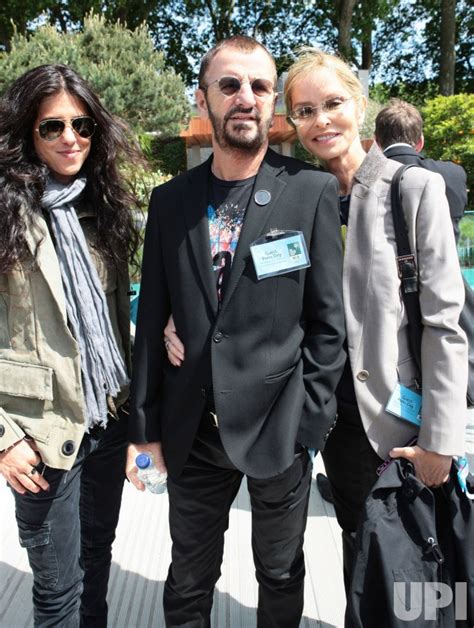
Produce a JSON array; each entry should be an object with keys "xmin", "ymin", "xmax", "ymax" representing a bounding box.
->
[{"xmin": 135, "ymin": 453, "xmax": 152, "ymax": 469}]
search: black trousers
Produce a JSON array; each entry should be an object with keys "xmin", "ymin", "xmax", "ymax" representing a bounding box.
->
[
  {"xmin": 321, "ymin": 400, "xmax": 383, "ymax": 593},
  {"xmin": 164, "ymin": 411, "xmax": 312, "ymax": 628}
]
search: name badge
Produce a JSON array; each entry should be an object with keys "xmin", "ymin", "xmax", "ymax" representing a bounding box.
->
[
  {"xmin": 250, "ymin": 230, "xmax": 310, "ymax": 280},
  {"xmin": 385, "ymin": 383, "xmax": 422, "ymax": 427}
]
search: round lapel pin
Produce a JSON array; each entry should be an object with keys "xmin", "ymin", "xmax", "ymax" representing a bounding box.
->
[{"xmin": 254, "ymin": 190, "xmax": 271, "ymax": 206}]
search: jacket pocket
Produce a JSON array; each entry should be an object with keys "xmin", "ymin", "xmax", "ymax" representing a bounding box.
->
[
  {"xmin": 0, "ymin": 360, "xmax": 54, "ymax": 401},
  {"xmin": 265, "ymin": 363, "xmax": 297, "ymax": 384},
  {"xmin": 18, "ymin": 521, "xmax": 59, "ymax": 589}
]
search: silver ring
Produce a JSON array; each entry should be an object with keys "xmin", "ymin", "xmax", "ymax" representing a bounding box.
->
[
  {"xmin": 164, "ymin": 338, "xmax": 170, "ymax": 350},
  {"xmin": 27, "ymin": 465, "xmax": 38, "ymax": 477}
]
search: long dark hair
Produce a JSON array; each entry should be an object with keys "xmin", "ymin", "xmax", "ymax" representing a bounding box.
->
[{"xmin": 0, "ymin": 64, "xmax": 142, "ymax": 272}]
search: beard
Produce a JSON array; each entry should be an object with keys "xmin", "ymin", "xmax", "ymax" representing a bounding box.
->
[{"xmin": 207, "ymin": 101, "xmax": 274, "ymax": 154}]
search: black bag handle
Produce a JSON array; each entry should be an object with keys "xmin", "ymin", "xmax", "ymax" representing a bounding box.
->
[{"xmin": 391, "ymin": 165, "xmax": 423, "ymax": 379}]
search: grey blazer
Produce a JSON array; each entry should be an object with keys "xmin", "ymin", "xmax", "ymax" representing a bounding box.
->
[{"xmin": 344, "ymin": 145, "xmax": 467, "ymax": 459}]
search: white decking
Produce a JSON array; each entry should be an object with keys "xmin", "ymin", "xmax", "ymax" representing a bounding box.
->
[
  {"xmin": 3, "ymin": 409, "xmax": 472, "ymax": 628},
  {"xmin": 0, "ymin": 456, "xmax": 345, "ymax": 628}
]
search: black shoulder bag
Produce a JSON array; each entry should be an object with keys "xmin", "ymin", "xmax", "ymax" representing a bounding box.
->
[{"xmin": 391, "ymin": 165, "xmax": 422, "ymax": 377}]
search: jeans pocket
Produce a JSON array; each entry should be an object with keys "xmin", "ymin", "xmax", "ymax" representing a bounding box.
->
[{"xmin": 18, "ymin": 520, "xmax": 59, "ymax": 589}]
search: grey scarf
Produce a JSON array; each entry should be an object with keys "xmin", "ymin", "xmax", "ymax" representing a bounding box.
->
[{"xmin": 42, "ymin": 177, "xmax": 129, "ymax": 429}]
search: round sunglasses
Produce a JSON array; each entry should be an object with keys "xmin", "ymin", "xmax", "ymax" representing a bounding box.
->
[
  {"xmin": 205, "ymin": 76, "xmax": 276, "ymax": 99},
  {"xmin": 35, "ymin": 116, "xmax": 97, "ymax": 141}
]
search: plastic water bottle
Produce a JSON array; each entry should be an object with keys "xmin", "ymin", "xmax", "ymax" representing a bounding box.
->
[{"xmin": 135, "ymin": 452, "xmax": 168, "ymax": 494}]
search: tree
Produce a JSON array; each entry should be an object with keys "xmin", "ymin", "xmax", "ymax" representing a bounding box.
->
[
  {"xmin": 0, "ymin": 0, "xmax": 47, "ymax": 51},
  {"xmin": 0, "ymin": 14, "xmax": 190, "ymax": 135},
  {"xmin": 439, "ymin": 0, "xmax": 457, "ymax": 94},
  {"xmin": 371, "ymin": 0, "xmax": 472, "ymax": 94},
  {"xmin": 1, "ymin": 0, "xmax": 471, "ymax": 95},
  {"xmin": 422, "ymin": 93, "xmax": 474, "ymax": 209},
  {"xmin": 337, "ymin": 0, "xmax": 357, "ymax": 60}
]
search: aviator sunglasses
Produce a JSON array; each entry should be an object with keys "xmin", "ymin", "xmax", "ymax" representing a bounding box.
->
[
  {"xmin": 35, "ymin": 116, "xmax": 97, "ymax": 141},
  {"xmin": 205, "ymin": 76, "xmax": 276, "ymax": 98}
]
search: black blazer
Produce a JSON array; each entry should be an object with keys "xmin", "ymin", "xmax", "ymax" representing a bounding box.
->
[
  {"xmin": 129, "ymin": 149, "xmax": 346, "ymax": 479},
  {"xmin": 383, "ymin": 144, "xmax": 467, "ymax": 242}
]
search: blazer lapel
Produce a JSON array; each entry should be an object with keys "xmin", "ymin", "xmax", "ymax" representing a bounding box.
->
[
  {"xmin": 220, "ymin": 151, "xmax": 287, "ymax": 313},
  {"xmin": 183, "ymin": 158, "xmax": 219, "ymax": 313},
  {"xmin": 22, "ymin": 209, "xmax": 68, "ymax": 322},
  {"xmin": 343, "ymin": 145, "xmax": 387, "ymax": 355}
]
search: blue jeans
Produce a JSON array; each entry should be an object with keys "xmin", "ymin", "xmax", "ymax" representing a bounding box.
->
[{"xmin": 13, "ymin": 413, "xmax": 127, "ymax": 628}]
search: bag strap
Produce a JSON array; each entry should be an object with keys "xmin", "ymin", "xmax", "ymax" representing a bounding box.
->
[{"xmin": 391, "ymin": 165, "xmax": 423, "ymax": 377}]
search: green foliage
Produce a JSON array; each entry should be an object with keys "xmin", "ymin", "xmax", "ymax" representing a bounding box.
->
[
  {"xmin": 360, "ymin": 98, "xmax": 383, "ymax": 139},
  {"xmin": 0, "ymin": 0, "xmax": 48, "ymax": 50},
  {"xmin": 370, "ymin": 80, "xmax": 440, "ymax": 110},
  {"xmin": 138, "ymin": 135, "xmax": 187, "ymax": 176},
  {"xmin": 1, "ymin": 1, "xmax": 471, "ymax": 111},
  {"xmin": 0, "ymin": 13, "xmax": 190, "ymax": 135},
  {"xmin": 459, "ymin": 214, "xmax": 474, "ymax": 267},
  {"xmin": 422, "ymin": 94, "xmax": 474, "ymax": 210},
  {"xmin": 371, "ymin": 0, "xmax": 473, "ymax": 92},
  {"xmin": 122, "ymin": 163, "xmax": 171, "ymax": 212}
]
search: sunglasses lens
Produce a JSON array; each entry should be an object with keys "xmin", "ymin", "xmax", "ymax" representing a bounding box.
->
[
  {"xmin": 218, "ymin": 77, "xmax": 241, "ymax": 96},
  {"xmin": 38, "ymin": 117, "xmax": 96, "ymax": 141},
  {"xmin": 39, "ymin": 119, "xmax": 65, "ymax": 141},
  {"xmin": 251, "ymin": 79, "xmax": 274, "ymax": 97},
  {"xmin": 71, "ymin": 117, "xmax": 96, "ymax": 138}
]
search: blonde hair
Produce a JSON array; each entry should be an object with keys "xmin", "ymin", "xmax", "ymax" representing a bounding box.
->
[{"xmin": 284, "ymin": 48, "xmax": 364, "ymax": 114}]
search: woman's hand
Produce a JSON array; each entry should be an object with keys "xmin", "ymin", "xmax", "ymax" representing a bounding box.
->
[
  {"xmin": 164, "ymin": 314, "xmax": 185, "ymax": 367},
  {"xmin": 389, "ymin": 445, "xmax": 451, "ymax": 487},
  {"xmin": 0, "ymin": 439, "xmax": 49, "ymax": 494}
]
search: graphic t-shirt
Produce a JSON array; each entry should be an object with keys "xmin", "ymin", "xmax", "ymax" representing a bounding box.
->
[{"xmin": 208, "ymin": 173, "xmax": 255, "ymax": 307}]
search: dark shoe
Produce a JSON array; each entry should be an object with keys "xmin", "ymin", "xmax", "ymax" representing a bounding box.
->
[{"xmin": 316, "ymin": 473, "xmax": 334, "ymax": 504}]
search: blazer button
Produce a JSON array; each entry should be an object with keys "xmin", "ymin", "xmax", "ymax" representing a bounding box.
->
[
  {"xmin": 356, "ymin": 369, "xmax": 369, "ymax": 382},
  {"xmin": 0, "ymin": 424, "xmax": 5, "ymax": 437},
  {"xmin": 213, "ymin": 332, "xmax": 224, "ymax": 343},
  {"xmin": 61, "ymin": 440, "xmax": 76, "ymax": 456},
  {"xmin": 201, "ymin": 387, "xmax": 207, "ymax": 397}
]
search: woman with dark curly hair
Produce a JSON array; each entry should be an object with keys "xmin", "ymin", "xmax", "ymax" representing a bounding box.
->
[{"xmin": 0, "ymin": 64, "xmax": 142, "ymax": 627}]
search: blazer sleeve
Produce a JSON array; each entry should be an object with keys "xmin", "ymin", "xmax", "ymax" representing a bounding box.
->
[
  {"xmin": 128, "ymin": 187, "xmax": 170, "ymax": 443},
  {"xmin": 406, "ymin": 169, "xmax": 468, "ymax": 455},
  {"xmin": 297, "ymin": 175, "xmax": 347, "ymax": 448}
]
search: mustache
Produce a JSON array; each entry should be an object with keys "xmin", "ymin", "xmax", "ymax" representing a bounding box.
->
[{"xmin": 224, "ymin": 106, "xmax": 260, "ymax": 123}]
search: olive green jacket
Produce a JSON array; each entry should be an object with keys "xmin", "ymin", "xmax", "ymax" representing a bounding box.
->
[{"xmin": 0, "ymin": 206, "xmax": 131, "ymax": 470}]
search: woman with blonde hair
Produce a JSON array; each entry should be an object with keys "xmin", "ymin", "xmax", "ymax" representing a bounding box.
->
[{"xmin": 283, "ymin": 47, "xmax": 467, "ymax": 593}]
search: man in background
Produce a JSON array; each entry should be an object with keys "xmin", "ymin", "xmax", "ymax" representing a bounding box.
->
[{"xmin": 375, "ymin": 98, "xmax": 467, "ymax": 242}]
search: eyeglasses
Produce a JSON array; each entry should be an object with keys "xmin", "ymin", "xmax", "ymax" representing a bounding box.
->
[
  {"xmin": 204, "ymin": 76, "xmax": 276, "ymax": 99},
  {"xmin": 288, "ymin": 97, "xmax": 353, "ymax": 125},
  {"xmin": 35, "ymin": 116, "xmax": 97, "ymax": 141}
]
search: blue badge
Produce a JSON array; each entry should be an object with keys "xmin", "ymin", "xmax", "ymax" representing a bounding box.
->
[{"xmin": 385, "ymin": 383, "xmax": 422, "ymax": 426}]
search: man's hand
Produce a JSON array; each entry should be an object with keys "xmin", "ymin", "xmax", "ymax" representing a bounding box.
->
[
  {"xmin": 164, "ymin": 314, "xmax": 185, "ymax": 367},
  {"xmin": 389, "ymin": 445, "xmax": 452, "ymax": 487},
  {"xmin": 126, "ymin": 442, "xmax": 167, "ymax": 491},
  {"xmin": 0, "ymin": 439, "xmax": 49, "ymax": 494}
]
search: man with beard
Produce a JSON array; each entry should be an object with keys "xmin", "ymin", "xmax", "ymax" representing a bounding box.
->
[{"xmin": 126, "ymin": 35, "xmax": 345, "ymax": 628}]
